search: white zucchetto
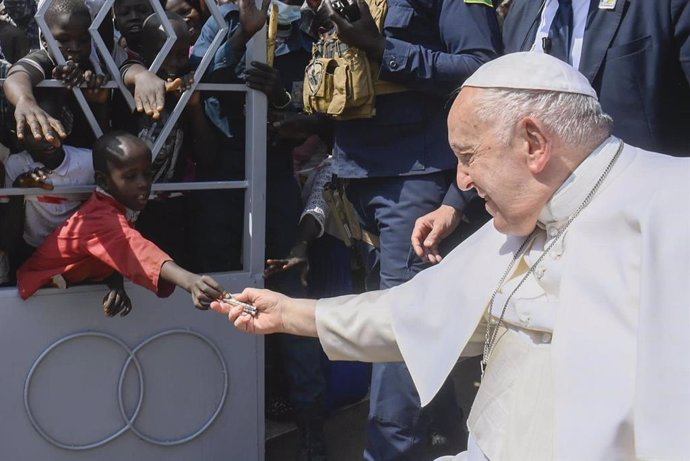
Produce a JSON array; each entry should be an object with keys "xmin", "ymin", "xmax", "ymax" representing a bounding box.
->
[{"xmin": 462, "ymin": 52, "xmax": 598, "ymax": 99}]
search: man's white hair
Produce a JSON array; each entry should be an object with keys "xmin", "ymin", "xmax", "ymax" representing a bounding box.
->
[{"xmin": 473, "ymin": 88, "xmax": 614, "ymax": 146}]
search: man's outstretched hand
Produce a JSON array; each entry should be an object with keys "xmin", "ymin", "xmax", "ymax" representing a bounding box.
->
[{"xmin": 211, "ymin": 288, "xmax": 287, "ymax": 335}]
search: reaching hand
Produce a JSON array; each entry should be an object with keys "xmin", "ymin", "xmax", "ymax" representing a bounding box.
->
[
  {"xmin": 245, "ymin": 61, "xmax": 287, "ymax": 105},
  {"xmin": 52, "ymin": 60, "xmax": 85, "ymax": 89},
  {"xmin": 83, "ymin": 70, "xmax": 110, "ymax": 104},
  {"xmin": 14, "ymin": 98, "xmax": 67, "ymax": 146},
  {"xmin": 168, "ymin": 71, "xmax": 195, "ymax": 92},
  {"xmin": 133, "ymin": 70, "xmax": 167, "ymax": 119},
  {"xmin": 189, "ymin": 274, "xmax": 224, "ymax": 310},
  {"xmin": 328, "ymin": 0, "xmax": 384, "ymax": 61},
  {"xmin": 239, "ymin": 0, "xmax": 271, "ymax": 38},
  {"xmin": 210, "ymin": 288, "xmax": 287, "ymax": 335},
  {"xmin": 264, "ymin": 241, "xmax": 310, "ymax": 287},
  {"xmin": 411, "ymin": 204, "xmax": 462, "ymax": 264},
  {"xmin": 13, "ymin": 167, "xmax": 54, "ymax": 190},
  {"xmin": 102, "ymin": 288, "xmax": 133, "ymax": 317}
]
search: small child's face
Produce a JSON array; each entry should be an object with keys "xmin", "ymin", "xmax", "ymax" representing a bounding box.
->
[
  {"xmin": 160, "ymin": 37, "xmax": 191, "ymax": 79},
  {"xmin": 114, "ymin": 0, "xmax": 153, "ymax": 43},
  {"xmin": 102, "ymin": 141, "xmax": 153, "ymax": 211},
  {"xmin": 48, "ymin": 12, "xmax": 92, "ymax": 64}
]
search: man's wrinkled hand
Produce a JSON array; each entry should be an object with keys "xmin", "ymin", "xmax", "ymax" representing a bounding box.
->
[
  {"xmin": 103, "ymin": 288, "xmax": 133, "ymax": 317},
  {"xmin": 411, "ymin": 204, "xmax": 462, "ymax": 264},
  {"xmin": 13, "ymin": 167, "xmax": 54, "ymax": 190},
  {"xmin": 210, "ymin": 288, "xmax": 286, "ymax": 335}
]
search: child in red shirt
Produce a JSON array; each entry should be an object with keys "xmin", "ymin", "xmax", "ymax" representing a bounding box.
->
[{"xmin": 17, "ymin": 130, "xmax": 224, "ymax": 316}]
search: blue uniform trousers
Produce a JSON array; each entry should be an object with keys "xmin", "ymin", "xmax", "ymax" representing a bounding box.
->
[{"xmin": 345, "ymin": 171, "xmax": 463, "ymax": 461}]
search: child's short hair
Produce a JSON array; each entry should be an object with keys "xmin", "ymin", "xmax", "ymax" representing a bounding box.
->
[
  {"xmin": 141, "ymin": 11, "xmax": 188, "ymax": 50},
  {"xmin": 92, "ymin": 130, "xmax": 149, "ymax": 174},
  {"xmin": 45, "ymin": 0, "xmax": 91, "ymax": 25}
]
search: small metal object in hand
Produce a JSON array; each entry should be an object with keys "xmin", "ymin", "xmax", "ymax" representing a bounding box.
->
[{"xmin": 221, "ymin": 292, "xmax": 258, "ymax": 317}]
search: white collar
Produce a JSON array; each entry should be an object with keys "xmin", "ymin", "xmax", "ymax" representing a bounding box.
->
[
  {"xmin": 95, "ymin": 186, "xmax": 140, "ymax": 223},
  {"xmin": 538, "ymin": 136, "xmax": 621, "ymax": 226}
]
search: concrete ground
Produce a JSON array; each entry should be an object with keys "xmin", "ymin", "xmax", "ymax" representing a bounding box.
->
[
  {"xmin": 266, "ymin": 399, "xmax": 368, "ymax": 461},
  {"xmin": 266, "ymin": 357, "xmax": 482, "ymax": 461}
]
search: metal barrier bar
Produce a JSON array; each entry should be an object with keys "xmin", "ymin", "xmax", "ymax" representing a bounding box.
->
[{"xmin": 0, "ymin": 180, "xmax": 250, "ymax": 196}]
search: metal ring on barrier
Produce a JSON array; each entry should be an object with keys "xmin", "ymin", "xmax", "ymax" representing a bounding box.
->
[
  {"xmin": 24, "ymin": 332, "xmax": 145, "ymax": 450},
  {"xmin": 116, "ymin": 329, "xmax": 229, "ymax": 446},
  {"xmin": 24, "ymin": 329, "xmax": 228, "ymax": 450}
]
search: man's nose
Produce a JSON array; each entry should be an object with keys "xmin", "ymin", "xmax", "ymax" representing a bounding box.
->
[{"xmin": 456, "ymin": 165, "xmax": 474, "ymax": 191}]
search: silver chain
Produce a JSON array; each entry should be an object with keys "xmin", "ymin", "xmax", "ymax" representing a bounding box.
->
[{"xmin": 480, "ymin": 141, "xmax": 624, "ymax": 378}]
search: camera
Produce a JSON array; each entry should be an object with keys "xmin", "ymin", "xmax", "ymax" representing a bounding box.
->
[{"xmin": 329, "ymin": 0, "xmax": 360, "ymax": 23}]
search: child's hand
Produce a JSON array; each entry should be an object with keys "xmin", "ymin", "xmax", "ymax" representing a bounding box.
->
[
  {"xmin": 52, "ymin": 60, "xmax": 85, "ymax": 89},
  {"xmin": 167, "ymin": 72, "xmax": 197, "ymax": 104},
  {"xmin": 84, "ymin": 70, "xmax": 108, "ymax": 90},
  {"xmin": 102, "ymin": 287, "xmax": 132, "ymax": 317},
  {"xmin": 13, "ymin": 167, "xmax": 54, "ymax": 190},
  {"xmin": 14, "ymin": 98, "xmax": 67, "ymax": 146},
  {"xmin": 165, "ymin": 71, "xmax": 194, "ymax": 94},
  {"xmin": 83, "ymin": 71, "xmax": 110, "ymax": 104},
  {"xmin": 189, "ymin": 274, "xmax": 224, "ymax": 310}
]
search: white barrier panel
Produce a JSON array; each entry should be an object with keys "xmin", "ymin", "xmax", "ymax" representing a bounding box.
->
[{"xmin": 0, "ymin": 273, "xmax": 263, "ymax": 461}]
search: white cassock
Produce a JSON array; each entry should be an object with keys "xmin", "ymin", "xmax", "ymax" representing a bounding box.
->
[{"xmin": 315, "ymin": 137, "xmax": 690, "ymax": 460}]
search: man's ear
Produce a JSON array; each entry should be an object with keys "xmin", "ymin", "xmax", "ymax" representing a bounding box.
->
[
  {"xmin": 94, "ymin": 171, "xmax": 108, "ymax": 190},
  {"xmin": 520, "ymin": 116, "xmax": 550, "ymax": 174}
]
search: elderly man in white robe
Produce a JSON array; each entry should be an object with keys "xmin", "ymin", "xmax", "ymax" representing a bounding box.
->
[{"xmin": 211, "ymin": 52, "xmax": 690, "ymax": 460}]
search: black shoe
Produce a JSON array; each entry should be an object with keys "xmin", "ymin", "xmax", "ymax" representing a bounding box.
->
[{"xmin": 295, "ymin": 415, "xmax": 327, "ymax": 461}]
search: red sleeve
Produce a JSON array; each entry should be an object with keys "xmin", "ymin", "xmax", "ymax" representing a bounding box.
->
[{"xmin": 80, "ymin": 215, "xmax": 176, "ymax": 297}]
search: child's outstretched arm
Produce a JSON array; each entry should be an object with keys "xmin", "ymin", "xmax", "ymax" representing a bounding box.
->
[
  {"xmin": 103, "ymin": 272, "xmax": 132, "ymax": 317},
  {"xmin": 160, "ymin": 261, "xmax": 224, "ymax": 309}
]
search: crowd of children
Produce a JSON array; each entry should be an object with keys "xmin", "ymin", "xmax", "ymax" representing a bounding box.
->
[{"xmin": 0, "ymin": 1, "xmax": 351, "ymax": 460}]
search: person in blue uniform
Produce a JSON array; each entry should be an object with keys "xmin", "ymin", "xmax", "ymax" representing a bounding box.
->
[{"xmin": 324, "ymin": 0, "xmax": 501, "ymax": 459}]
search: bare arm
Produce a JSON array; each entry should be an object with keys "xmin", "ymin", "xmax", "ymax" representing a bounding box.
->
[{"xmin": 160, "ymin": 260, "xmax": 224, "ymax": 309}]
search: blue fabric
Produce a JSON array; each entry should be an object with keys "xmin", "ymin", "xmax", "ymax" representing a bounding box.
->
[
  {"xmin": 346, "ymin": 172, "xmax": 463, "ymax": 460},
  {"xmin": 332, "ymin": 0, "xmax": 501, "ymax": 178},
  {"xmin": 190, "ymin": 4, "xmax": 241, "ymax": 74},
  {"xmin": 548, "ymin": 0, "xmax": 574, "ymax": 63},
  {"xmin": 503, "ymin": 0, "xmax": 690, "ymax": 157}
]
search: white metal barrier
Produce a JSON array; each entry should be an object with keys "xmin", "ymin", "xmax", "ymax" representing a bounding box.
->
[{"xmin": 0, "ymin": 0, "xmax": 268, "ymax": 459}]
